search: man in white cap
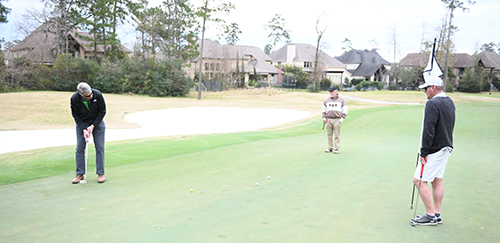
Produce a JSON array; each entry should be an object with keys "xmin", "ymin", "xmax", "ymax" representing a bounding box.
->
[
  {"xmin": 322, "ymin": 86, "xmax": 347, "ymax": 154},
  {"xmin": 411, "ymin": 76, "xmax": 455, "ymax": 226}
]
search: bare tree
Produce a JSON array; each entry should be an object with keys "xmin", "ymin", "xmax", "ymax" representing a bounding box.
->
[
  {"xmin": 195, "ymin": 0, "xmax": 234, "ymax": 100},
  {"xmin": 440, "ymin": 0, "xmax": 475, "ymax": 89},
  {"xmin": 312, "ymin": 14, "xmax": 327, "ymax": 92}
]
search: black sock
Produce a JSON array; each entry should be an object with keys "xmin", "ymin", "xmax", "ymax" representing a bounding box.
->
[{"xmin": 435, "ymin": 213, "xmax": 441, "ymax": 217}]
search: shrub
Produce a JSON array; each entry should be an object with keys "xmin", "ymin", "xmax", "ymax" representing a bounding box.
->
[
  {"xmin": 371, "ymin": 81, "xmax": 382, "ymax": 90},
  {"xmin": 93, "ymin": 62, "xmax": 125, "ymax": 93},
  {"xmin": 319, "ymin": 78, "xmax": 331, "ymax": 91},
  {"xmin": 351, "ymin": 78, "xmax": 364, "ymax": 87},
  {"xmin": 360, "ymin": 81, "xmax": 371, "ymax": 91},
  {"xmin": 388, "ymin": 84, "xmax": 398, "ymax": 91},
  {"xmin": 52, "ymin": 54, "xmax": 100, "ymax": 91},
  {"xmin": 492, "ymin": 75, "xmax": 500, "ymax": 90},
  {"xmin": 458, "ymin": 67, "xmax": 488, "ymax": 93}
]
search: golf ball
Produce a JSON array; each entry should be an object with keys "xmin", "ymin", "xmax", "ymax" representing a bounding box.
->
[
  {"xmin": 267, "ymin": 176, "xmax": 270, "ymax": 179},
  {"xmin": 255, "ymin": 183, "xmax": 258, "ymax": 186},
  {"xmin": 190, "ymin": 189, "xmax": 193, "ymax": 192}
]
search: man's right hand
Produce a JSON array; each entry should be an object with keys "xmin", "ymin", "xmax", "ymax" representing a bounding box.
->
[
  {"xmin": 323, "ymin": 118, "xmax": 327, "ymax": 123},
  {"xmin": 83, "ymin": 129, "xmax": 90, "ymax": 141}
]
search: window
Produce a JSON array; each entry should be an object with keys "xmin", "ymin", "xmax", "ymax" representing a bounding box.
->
[
  {"xmin": 216, "ymin": 63, "xmax": 220, "ymax": 71},
  {"xmin": 304, "ymin": 62, "xmax": 312, "ymax": 68},
  {"xmin": 205, "ymin": 63, "xmax": 209, "ymax": 71},
  {"xmin": 210, "ymin": 63, "xmax": 214, "ymax": 71}
]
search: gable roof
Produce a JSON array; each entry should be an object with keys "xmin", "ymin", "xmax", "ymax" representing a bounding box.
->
[
  {"xmin": 450, "ymin": 53, "xmax": 475, "ymax": 68},
  {"xmin": 400, "ymin": 52, "xmax": 475, "ymax": 69},
  {"xmin": 476, "ymin": 51, "xmax": 500, "ymax": 68},
  {"xmin": 194, "ymin": 39, "xmax": 279, "ymax": 74},
  {"xmin": 269, "ymin": 43, "xmax": 345, "ymax": 69},
  {"xmin": 335, "ymin": 49, "xmax": 390, "ymax": 76},
  {"xmin": 399, "ymin": 53, "xmax": 428, "ymax": 67},
  {"xmin": 10, "ymin": 22, "xmax": 131, "ymax": 64}
]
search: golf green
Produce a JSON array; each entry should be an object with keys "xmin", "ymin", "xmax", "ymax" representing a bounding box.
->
[{"xmin": 0, "ymin": 104, "xmax": 499, "ymax": 242}]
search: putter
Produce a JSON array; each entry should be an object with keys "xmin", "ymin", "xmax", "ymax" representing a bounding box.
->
[
  {"xmin": 316, "ymin": 122, "xmax": 326, "ymax": 153},
  {"xmin": 411, "ymin": 163, "xmax": 425, "ymax": 225},
  {"xmin": 80, "ymin": 139, "xmax": 89, "ymax": 184},
  {"xmin": 410, "ymin": 153, "xmax": 419, "ymax": 209}
]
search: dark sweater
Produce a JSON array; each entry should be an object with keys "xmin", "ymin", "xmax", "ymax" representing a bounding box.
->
[
  {"xmin": 420, "ymin": 94, "xmax": 455, "ymax": 157},
  {"xmin": 70, "ymin": 89, "xmax": 106, "ymax": 130}
]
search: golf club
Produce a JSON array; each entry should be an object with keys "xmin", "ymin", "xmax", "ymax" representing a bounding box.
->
[
  {"xmin": 410, "ymin": 153, "xmax": 419, "ymax": 209},
  {"xmin": 80, "ymin": 139, "xmax": 89, "ymax": 184},
  {"xmin": 411, "ymin": 162, "xmax": 425, "ymax": 224},
  {"xmin": 316, "ymin": 122, "xmax": 326, "ymax": 153}
]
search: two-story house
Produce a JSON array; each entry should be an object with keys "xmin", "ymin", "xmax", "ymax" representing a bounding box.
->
[{"xmin": 269, "ymin": 43, "xmax": 348, "ymax": 86}]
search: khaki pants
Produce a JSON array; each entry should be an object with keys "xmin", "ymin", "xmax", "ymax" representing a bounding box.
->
[{"xmin": 326, "ymin": 118, "xmax": 341, "ymax": 150}]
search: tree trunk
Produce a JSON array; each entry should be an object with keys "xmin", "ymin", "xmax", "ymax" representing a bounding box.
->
[
  {"xmin": 443, "ymin": 6, "xmax": 454, "ymax": 89},
  {"xmin": 197, "ymin": 2, "xmax": 207, "ymax": 100}
]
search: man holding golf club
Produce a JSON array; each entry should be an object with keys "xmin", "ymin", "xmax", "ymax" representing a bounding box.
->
[
  {"xmin": 322, "ymin": 86, "xmax": 347, "ymax": 154},
  {"xmin": 411, "ymin": 76, "xmax": 455, "ymax": 226},
  {"xmin": 70, "ymin": 82, "xmax": 107, "ymax": 184}
]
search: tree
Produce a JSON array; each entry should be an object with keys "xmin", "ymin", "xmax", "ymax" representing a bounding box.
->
[
  {"xmin": 159, "ymin": 0, "xmax": 198, "ymax": 60},
  {"xmin": 128, "ymin": 0, "xmax": 151, "ymax": 71},
  {"xmin": 440, "ymin": 0, "xmax": 475, "ymax": 88},
  {"xmin": 341, "ymin": 38, "xmax": 352, "ymax": 53},
  {"xmin": 0, "ymin": 0, "xmax": 10, "ymax": 23},
  {"xmin": 458, "ymin": 64, "xmax": 488, "ymax": 93},
  {"xmin": 369, "ymin": 39, "xmax": 379, "ymax": 50},
  {"xmin": 312, "ymin": 14, "xmax": 327, "ymax": 92},
  {"xmin": 265, "ymin": 14, "xmax": 291, "ymax": 51},
  {"xmin": 263, "ymin": 44, "xmax": 272, "ymax": 55},
  {"xmin": 195, "ymin": 0, "xmax": 234, "ymax": 99},
  {"xmin": 388, "ymin": 22, "xmax": 398, "ymax": 63},
  {"xmin": 480, "ymin": 42, "xmax": 499, "ymax": 54},
  {"xmin": 222, "ymin": 22, "xmax": 241, "ymax": 45}
]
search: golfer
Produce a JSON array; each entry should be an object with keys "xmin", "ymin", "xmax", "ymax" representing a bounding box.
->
[
  {"xmin": 70, "ymin": 82, "xmax": 107, "ymax": 184},
  {"xmin": 411, "ymin": 77, "xmax": 455, "ymax": 225},
  {"xmin": 322, "ymin": 86, "xmax": 347, "ymax": 153}
]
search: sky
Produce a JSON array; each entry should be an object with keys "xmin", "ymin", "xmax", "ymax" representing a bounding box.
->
[{"xmin": 1, "ymin": 0, "xmax": 499, "ymax": 62}]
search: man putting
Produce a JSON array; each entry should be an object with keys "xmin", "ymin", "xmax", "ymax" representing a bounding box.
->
[
  {"xmin": 322, "ymin": 86, "xmax": 347, "ymax": 154},
  {"xmin": 70, "ymin": 82, "xmax": 107, "ymax": 184},
  {"xmin": 411, "ymin": 77, "xmax": 455, "ymax": 226}
]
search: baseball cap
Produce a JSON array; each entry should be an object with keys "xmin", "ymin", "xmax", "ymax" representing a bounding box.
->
[
  {"xmin": 328, "ymin": 86, "xmax": 337, "ymax": 92},
  {"xmin": 418, "ymin": 76, "xmax": 443, "ymax": 89}
]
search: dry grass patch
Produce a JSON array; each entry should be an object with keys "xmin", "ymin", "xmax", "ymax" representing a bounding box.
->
[{"xmin": 3, "ymin": 88, "xmax": 495, "ymax": 130}]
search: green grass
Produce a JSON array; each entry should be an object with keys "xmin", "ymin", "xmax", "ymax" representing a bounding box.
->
[{"xmin": 0, "ymin": 99, "xmax": 499, "ymax": 242}]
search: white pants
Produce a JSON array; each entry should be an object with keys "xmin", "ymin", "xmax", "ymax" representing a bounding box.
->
[{"xmin": 414, "ymin": 147, "xmax": 452, "ymax": 182}]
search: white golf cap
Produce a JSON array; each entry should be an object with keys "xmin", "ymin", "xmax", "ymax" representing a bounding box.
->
[{"xmin": 419, "ymin": 76, "xmax": 443, "ymax": 89}]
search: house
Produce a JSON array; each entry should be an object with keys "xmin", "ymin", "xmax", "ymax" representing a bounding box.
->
[
  {"xmin": 335, "ymin": 49, "xmax": 390, "ymax": 86},
  {"xmin": 476, "ymin": 51, "xmax": 500, "ymax": 82},
  {"xmin": 8, "ymin": 22, "xmax": 132, "ymax": 66},
  {"xmin": 269, "ymin": 43, "xmax": 347, "ymax": 86},
  {"xmin": 398, "ymin": 52, "xmax": 428, "ymax": 68},
  {"xmin": 399, "ymin": 52, "xmax": 476, "ymax": 86},
  {"xmin": 184, "ymin": 39, "xmax": 279, "ymax": 84}
]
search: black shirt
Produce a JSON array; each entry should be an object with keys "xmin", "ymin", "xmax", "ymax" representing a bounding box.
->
[
  {"xmin": 420, "ymin": 94, "xmax": 455, "ymax": 157},
  {"xmin": 70, "ymin": 89, "xmax": 106, "ymax": 130}
]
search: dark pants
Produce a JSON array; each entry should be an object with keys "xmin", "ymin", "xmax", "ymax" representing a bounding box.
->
[{"xmin": 75, "ymin": 121, "xmax": 105, "ymax": 175}]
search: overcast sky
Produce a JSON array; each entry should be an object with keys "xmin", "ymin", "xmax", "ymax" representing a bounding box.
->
[{"xmin": 1, "ymin": 0, "xmax": 498, "ymax": 62}]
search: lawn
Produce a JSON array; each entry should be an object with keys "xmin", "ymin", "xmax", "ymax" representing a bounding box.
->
[{"xmin": 0, "ymin": 90, "xmax": 499, "ymax": 242}]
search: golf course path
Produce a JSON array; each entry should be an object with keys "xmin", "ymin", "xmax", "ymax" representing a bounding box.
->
[
  {"xmin": 0, "ymin": 107, "xmax": 310, "ymax": 154},
  {"xmin": 342, "ymin": 95, "xmax": 423, "ymax": 105}
]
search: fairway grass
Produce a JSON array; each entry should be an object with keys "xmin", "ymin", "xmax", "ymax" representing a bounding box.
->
[{"xmin": 1, "ymin": 101, "xmax": 499, "ymax": 242}]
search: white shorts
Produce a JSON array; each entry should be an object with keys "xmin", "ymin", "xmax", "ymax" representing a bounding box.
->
[{"xmin": 414, "ymin": 147, "xmax": 452, "ymax": 182}]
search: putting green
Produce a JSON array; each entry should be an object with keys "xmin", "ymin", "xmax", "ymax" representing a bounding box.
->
[{"xmin": 0, "ymin": 104, "xmax": 499, "ymax": 242}]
